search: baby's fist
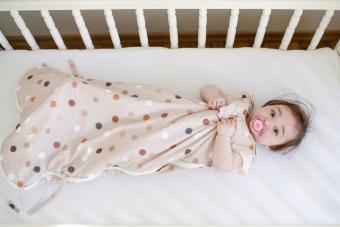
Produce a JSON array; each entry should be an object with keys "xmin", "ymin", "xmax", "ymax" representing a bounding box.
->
[
  {"xmin": 208, "ymin": 97, "xmax": 226, "ymax": 110},
  {"xmin": 217, "ymin": 118, "xmax": 236, "ymax": 138}
]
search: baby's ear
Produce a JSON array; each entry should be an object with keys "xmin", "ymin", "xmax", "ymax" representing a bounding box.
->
[{"xmin": 266, "ymin": 145, "xmax": 275, "ymax": 150}]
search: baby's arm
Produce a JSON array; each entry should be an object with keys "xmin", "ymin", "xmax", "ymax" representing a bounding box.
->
[{"xmin": 213, "ymin": 118, "xmax": 243, "ymax": 172}]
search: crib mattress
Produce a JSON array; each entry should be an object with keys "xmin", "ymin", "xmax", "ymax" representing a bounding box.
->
[{"xmin": 0, "ymin": 47, "xmax": 339, "ymax": 224}]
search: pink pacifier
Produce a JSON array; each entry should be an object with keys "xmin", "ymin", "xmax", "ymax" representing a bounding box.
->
[{"xmin": 253, "ymin": 119, "xmax": 263, "ymax": 132}]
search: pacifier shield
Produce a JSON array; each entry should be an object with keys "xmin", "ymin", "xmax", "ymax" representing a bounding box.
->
[{"xmin": 254, "ymin": 119, "xmax": 263, "ymax": 132}]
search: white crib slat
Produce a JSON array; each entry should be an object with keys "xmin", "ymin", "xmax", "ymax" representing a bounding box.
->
[
  {"xmin": 104, "ymin": 9, "xmax": 121, "ymax": 49},
  {"xmin": 279, "ymin": 9, "xmax": 303, "ymax": 50},
  {"xmin": 198, "ymin": 9, "xmax": 207, "ymax": 48},
  {"xmin": 167, "ymin": 9, "xmax": 178, "ymax": 49},
  {"xmin": 225, "ymin": 9, "xmax": 239, "ymax": 48},
  {"xmin": 253, "ymin": 9, "xmax": 271, "ymax": 48},
  {"xmin": 41, "ymin": 10, "xmax": 66, "ymax": 50},
  {"xmin": 307, "ymin": 10, "xmax": 334, "ymax": 50},
  {"xmin": 72, "ymin": 9, "xmax": 94, "ymax": 49},
  {"xmin": 0, "ymin": 30, "xmax": 13, "ymax": 50},
  {"xmin": 10, "ymin": 10, "xmax": 39, "ymax": 50},
  {"xmin": 136, "ymin": 9, "xmax": 149, "ymax": 47}
]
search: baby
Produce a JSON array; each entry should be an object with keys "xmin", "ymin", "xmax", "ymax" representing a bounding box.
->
[{"xmin": 200, "ymin": 84, "xmax": 311, "ymax": 172}]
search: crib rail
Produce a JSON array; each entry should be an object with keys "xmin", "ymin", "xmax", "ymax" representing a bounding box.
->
[{"xmin": 0, "ymin": 0, "xmax": 339, "ymax": 53}]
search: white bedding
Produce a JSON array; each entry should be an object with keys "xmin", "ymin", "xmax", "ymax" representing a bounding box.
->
[{"xmin": 0, "ymin": 47, "xmax": 339, "ymax": 224}]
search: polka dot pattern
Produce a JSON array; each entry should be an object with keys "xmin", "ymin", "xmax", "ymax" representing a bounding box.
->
[
  {"xmin": 139, "ymin": 149, "xmax": 146, "ymax": 156},
  {"xmin": 23, "ymin": 142, "xmax": 30, "ymax": 149},
  {"xmin": 32, "ymin": 127, "xmax": 38, "ymax": 133},
  {"xmin": 109, "ymin": 146, "xmax": 115, "ymax": 152},
  {"xmin": 68, "ymin": 166, "xmax": 75, "ymax": 173},
  {"xmin": 68, "ymin": 99, "xmax": 76, "ymax": 107},
  {"xmin": 50, "ymin": 100, "xmax": 57, "ymax": 108},
  {"xmin": 128, "ymin": 111, "xmax": 134, "ymax": 118},
  {"xmin": 113, "ymin": 94, "xmax": 120, "ymax": 100},
  {"xmin": 13, "ymin": 68, "xmax": 256, "ymax": 178},
  {"xmin": 53, "ymin": 141, "xmax": 60, "ymax": 149},
  {"xmin": 25, "ymin": 161, "xmax": 31, "ymax": 167},
  {"xmin": 93, "ymin": 97, "xmax": 99, "ymax": 103},
  {"xmin": 185, "ymin": 128, "xmax": 193, "ymax": 134},
  {"xmin": 143, "ymin": 114, "xmax": 150, "ymax": 121},
  {"xmin": 33, "ymin": 166, "xmax": 40, "ymax": 173},
  {"xmin": 192, "ymin": 158, "xmax": 199, "ymax": 164},
  {"xmin": 96, "ymin": 123, "xmax": 102, "ymax": 130},
  {"xmin": 10, "ymin": 146, "xmax": 16, "ymax": 152},
  {"xmin": 81, "ymin": 109, "xmax": 88, "ymax": 117},
  {"xmin": 202, "ymin": 119, "xmax": 210, "ymax": 125},
  {"xmin": 44, "ymin": 81, "xmax": 50, "ymax": 87},
  {"xmin": 17, "ymin": 181, "xmax": 24, "ymax": 187},
  {"xmin": 112, "ymin": 116, "xmax": 119, "ymax": 123}
]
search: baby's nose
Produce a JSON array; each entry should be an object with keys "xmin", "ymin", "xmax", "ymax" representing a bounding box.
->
[{"xmin": 263, "ymin": 118, "xmax": 270, "ymax": 129}]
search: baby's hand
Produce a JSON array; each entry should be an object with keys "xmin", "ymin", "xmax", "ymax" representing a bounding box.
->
[
  {"xmin": 208, "ymin": 97, "xmax": 226, "ymax": 110},
  {"xmin": 217, "ymin": 118, "xmax": 236, "ymax": 138}
]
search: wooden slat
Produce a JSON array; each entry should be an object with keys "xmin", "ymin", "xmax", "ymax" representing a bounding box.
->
[
  {"xmin": 104, "ymin": 9, "xmax": 121, "ymax": 49},
  {"xmin": 225, "ymin": 9, "xmax": 239, "ymax": 48},
  {"xmin": 307, "ymin": 10, "xmax": 334, "ymax": 50},
  {"xmin": 0, "ymin": 29, "xmax": 13, "ymax": 50},
  {"xmin": 135, "ymin": 9, "xmax": 149, "ymax": 47},
  {"xmin": 10, "ymin": 10, "xmax": 39, "ymax": 50},
  {"xmin": 41, "ymin": 10, "xmax": 66, "ymax": 50},
  {"xmin": 167, "ymin": 9, "xmax": 178, "ymax": 49},
  {"xmin": 72, "ymin": 9, "xmax": 94, "ymax": 49},
  {"xmin": 279, "ymin": 9, "xmax": 303, "ymax": 50},
  {"xmin": 198, "ymin": 9, "xmax": 207, "ymax": 48},
  {"xmin": 253, "ymin": 9, "xmax": 271, "ymax": 48}
]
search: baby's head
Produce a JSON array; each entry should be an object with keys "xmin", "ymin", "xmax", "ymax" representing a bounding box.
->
[{"xmin": 247, "ymin": 99, "xmax": 311, "ymax": 154}]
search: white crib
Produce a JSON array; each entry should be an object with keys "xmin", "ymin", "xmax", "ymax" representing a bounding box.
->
[
  {"xmin": 0, "ymin": 0, "xmax": 340, "ymax": 226},
  {"xmin": 0, "ymin": 0, "xmax": 339, "ymax": 52}
]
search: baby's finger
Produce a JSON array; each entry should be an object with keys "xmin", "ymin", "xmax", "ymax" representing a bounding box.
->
[
  {"xmin": 227, "ymin": 117, "xmax": 234, "ymax": 124},
  {"xmin": 212, "ymin": 102, "xmax": 217, "ymax": 110}
]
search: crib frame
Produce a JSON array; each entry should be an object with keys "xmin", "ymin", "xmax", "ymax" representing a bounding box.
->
[
  {"xmin": 0, "ymin": 0, "xmax": 339, "ymax": 53},
  {"xmin": 0, "ymin": 0, "xmax": 340, "ymax": 226}
]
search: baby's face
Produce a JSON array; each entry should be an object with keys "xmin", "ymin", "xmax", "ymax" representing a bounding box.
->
[{"xmin": 247, "ymin": 104, "xmax": 299, "ymax": 147}]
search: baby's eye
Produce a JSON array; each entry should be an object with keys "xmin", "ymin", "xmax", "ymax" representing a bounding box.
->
[
  {"xmin": 271, "ymin": 109, "xmax": 275, "ymax": 118},
  {"xmin": 273, "ymin": 128, "xmax": 279, "ymax": 136}
]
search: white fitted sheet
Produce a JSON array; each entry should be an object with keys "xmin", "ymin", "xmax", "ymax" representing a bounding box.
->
[{"xmin": 0, "ymin": 47, "xmax": 340, "ymax": 224}]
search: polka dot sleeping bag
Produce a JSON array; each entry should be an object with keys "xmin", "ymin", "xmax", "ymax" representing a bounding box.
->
[{"xmin": 0, "ymin": 61, "xmax": 257, "ymax": 215}]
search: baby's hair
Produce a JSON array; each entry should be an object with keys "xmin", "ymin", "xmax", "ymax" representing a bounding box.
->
[{"xmin": 262, "ymin": 97, "xmax": 312, "ymax": 155}]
